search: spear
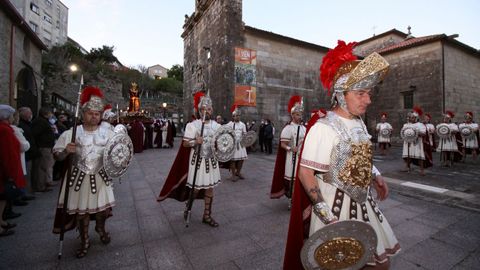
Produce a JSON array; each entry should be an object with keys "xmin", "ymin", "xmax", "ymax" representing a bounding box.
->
[{"xmin": 58, "ymin": 75, "xmax": 83, "ymax": 259}]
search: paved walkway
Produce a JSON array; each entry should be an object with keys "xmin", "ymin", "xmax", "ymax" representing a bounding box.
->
[{"xmin": 0, "ymin": 144, "xmax": 479, "ymax": 269}]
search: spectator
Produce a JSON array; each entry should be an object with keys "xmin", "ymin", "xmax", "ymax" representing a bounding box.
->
[
  {"xmin": 264, "ymin": 119, "xmax": 274, "ymax": 154},
  {"xmin": 11, "ymin": 111, "xmax": 31, "ymax": 205},
  {"xmin": 18, "ymin": 107, "xmax": 39, "ymax": 200},
  {"xmin": 259, "ymin": 119, "xmax": 266, "ymax": 152},
  {"xmin": 31, "ymin": 107, "xmax": 56, "ymax": 192},
  {"xmin": 0, "ymin": 105, "xmax": 27, "ymax": 236}
]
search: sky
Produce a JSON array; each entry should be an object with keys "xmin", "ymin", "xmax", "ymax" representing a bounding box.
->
[{"xmin": 63, "ymin": 0, "xmax": 479, "ymax": 70}]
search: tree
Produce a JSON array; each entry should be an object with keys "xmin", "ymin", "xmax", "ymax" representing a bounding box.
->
[
  {"xmin": 167, "ymin": 64, "xmax": 183, "ymax": 82},
  {"xmin": 86, "ymin": 45, "xmax": 118, "ymax": 64},
  {"xmin": 153, "ymin": 78, "xmax": 182, "ymax": 95}
]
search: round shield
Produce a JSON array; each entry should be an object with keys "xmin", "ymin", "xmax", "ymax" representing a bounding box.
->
[
  {"xmin": 380, "ymin": 128, "xmax": 391, "ymax": 137},
  {"xmin": 460, "ymin": 126, "xmax": 474, "ymax": 139},
  {"xmin": 241, "ymin": 130, "xmax": 257, "ymax": 148},
  {"xmin": 211, "ymin": 126, "xmax": 236, "ymax": 162},
  {"xmin": 301, "ymin": 220, "xmax": 377, "ymax": 270},
  {"xmin": 401, "ymin": 125, "xmax": 418, "ymax": 143},
  {"xmin": 436, "ymin": 123, "xmax": 451, "ymax": 139},
  {"xmin": 103, "ymin": 132, "xmax": 134, "ymax": 178}
]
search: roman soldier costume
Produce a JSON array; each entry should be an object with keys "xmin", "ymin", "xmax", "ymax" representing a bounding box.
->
[
  {"xmin": 459, "ymin": 111, "xmax": 479, "ymax": 160},
  {"xmin": 283, "ymin": 41, "xmax": 400, "ymax": 269},
  {"xmin": 436, "ymin": 111, "xmax": 459, "ymax": 166},
  {"xmin": 270, "ymin": 95, "xmax": 306, "ymax": 200},
  {"xmin": 225, "ymin": 105, "xmax": 248, "ymax": 181},
  {"xmin": 53, "ymin": 86, "xmax": 133, "ymax": 258},
  {"xmin": 158, "ymin": 91, "xmax": 222, "ymax": 227},
  {"xmin": 401, "ymin": 106, "xmax": 429, "ymax": 173},
  {"xmin": 376, "ymin": 112, "xmax": 392, "ymax": 155}
]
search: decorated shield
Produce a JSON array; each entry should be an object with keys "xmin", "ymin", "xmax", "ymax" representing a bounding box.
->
[
  {"xmin": 460, "ymin": 126, "xmax": 474, "ymax": 139},
  {"xmin": 436, "ymin": 123, "xmax": 451, "ymax": 139},
  {"xmin": 103, "ymin": 125, "xmax": 134, "ymax": 178},
  {"xmin": 301, "ymin": 220, "xmax": 377, "ymax": 270},
  {"xmin": 211, "ymin": 126, "xmax": 236, "ymax": 162},
  {"xmin": 241, "ymin": 130, "xmax": 257, "ymax": 148},
  {"xmin": 380, "ymin": 128, "xmax": 391, "ymax": 137},
  {"xmin": 400, "ymin": 125, "xmax": 418, "ymax": 143}
]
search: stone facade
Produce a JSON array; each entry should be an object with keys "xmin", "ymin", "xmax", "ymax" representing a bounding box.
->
[
  {"xmin": 147, "ymin": 64, "xmax": 168, "ymax": 80},
  {"xmin": 182, "ymin": 0, "xmax": 243, "ymax": 119},
  {"xmin": 444, "ymin": 43, "xmax": 480, "ymax": 121},
  {"xmin": 182, "ymin": 1, "xmax": 480, "ymax": 141},
  {"xmin": 242, "ymin": 27, "xmax": 329, "ymax": 127},
  {"xmin": 0, "ymin": 0, "xmax": 46, "ymax": 113}
]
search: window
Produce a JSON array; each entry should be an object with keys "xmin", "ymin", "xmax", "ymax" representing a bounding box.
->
[
  {"xmin": 45, "ymin": 0, "xmax": 52, "ymax": 6},
  {"xmin": 403, "ymin": 91, "xmax": 414, "ymax": 109},
  {"xmin": 30, "ymin": 3, "xmax": 40, "ymax": 14},
  {"xmin": 56, "ymin": 20, "xmax": 60, "ymax": 29},
  {"xmin": 43, "ymin": 13, "xmax": 52, "ymax": 24},
  {"xmin": 29, "ymin": 21, "xmax": 38, "ymax": 32}
]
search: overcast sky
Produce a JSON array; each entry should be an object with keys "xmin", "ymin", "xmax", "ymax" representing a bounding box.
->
[{"xmin": 62, "ymin": 0, "xmax": 479, "ymax": 69}]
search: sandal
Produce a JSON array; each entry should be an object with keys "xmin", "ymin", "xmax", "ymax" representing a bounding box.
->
[
  {"xmin": 76, "ymin": 215, "xmax": 90, "ymax": 258},
  {"xmin": 95, "ymin": 211, "xmax": 111, "ymax": 245},
  {"xmin": 202, "ymin": 195, "xmax": 219, "ymax": 227}
]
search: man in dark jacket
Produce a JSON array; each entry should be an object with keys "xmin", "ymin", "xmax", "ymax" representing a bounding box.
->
[
  {"xmin": 259, "ymin": 120, "xmax": 266, "ymax": 152},
  {"xmin": 31, "ymin": 107, "xmax": 56, "ymax": 192},
  {"xmin": 264, "ymin": 119, "xmax": 274, "ymax": 154},
  {"xmin": 18, "ymin": 107, "xmax": 39, "ymax": 198}
]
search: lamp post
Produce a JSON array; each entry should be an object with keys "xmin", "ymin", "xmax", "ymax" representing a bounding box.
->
[{"xmin": 162, "ymin": 102, "xmax": 167, "ymax": 118}]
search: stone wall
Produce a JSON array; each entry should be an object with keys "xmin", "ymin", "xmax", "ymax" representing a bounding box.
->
[
  {"xmin": 182, "ymin": 0, "xmax": 243, "ymax": 119},
  {"xmin": 355, "ymin": 32, "xmax": 406, "ymax": 57},
  {"xmin": 366, "ymin": 42, "xmax": 444, "ymax": 140},
  {"xmin": 242, "ymin": 28, "xmax": 329, "ymax": 132},
  {"xmin": 444, "ymin": 43, "xmax": 480, "ymax": 122},
  {"xmin": 0, "ymin": 8, "xmax": 43, "ymax": 110}
]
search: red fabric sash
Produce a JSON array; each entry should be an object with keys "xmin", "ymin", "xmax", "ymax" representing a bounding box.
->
[{"xmin": 283, "ymin": 111, "xmax": 323, "ymax": 269}]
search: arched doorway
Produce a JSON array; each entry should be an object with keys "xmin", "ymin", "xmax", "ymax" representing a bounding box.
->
[{"xmin": 16, "ymin": 67, "xmax": 38, "ymax": 115}]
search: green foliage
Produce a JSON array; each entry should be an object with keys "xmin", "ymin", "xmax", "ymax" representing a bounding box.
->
[
  {"xmin": 167, "ymin": 64, "xmax": 183, "ymax": 82},
  {"xmin": 153, "ymin": 78, "xmax": 183, "ymax": 95},
  {"xmin": 86, "ymin": 45, "xmax": 118, "ymax": 64}
]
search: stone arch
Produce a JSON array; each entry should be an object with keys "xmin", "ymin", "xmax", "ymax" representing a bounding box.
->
[{"xmin": 16, "ymin": 67, "xmax": 38, "ymax": 114}]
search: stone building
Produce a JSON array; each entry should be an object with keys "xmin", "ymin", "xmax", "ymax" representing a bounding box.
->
[
  {"xmin": 0, "ymin": 0, "xmax": 47, "ymax": 113},
  {"xmin": 355, "ymin": 28, "xmax": 480, "ymax": 139},
  {"xmin": 147, "ymin": 64, "xmax": 168, "ymax": 80},
  {"xmin": 182, "ymin": 0, "xmax": 329, "ymax": 131},
  {"xmin": 183, "ymin": 1, "xmax": 480, "ymax": 141},
  {"xmin": 11, "ymin": 0, "xmax": 68, "ymax": 48}
]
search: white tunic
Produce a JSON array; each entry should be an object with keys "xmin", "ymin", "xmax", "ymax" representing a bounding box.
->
[
  {"xmin": 402, "ymin": 122, "xmax": 426, "ymax": 160},
  {"xmin": 225, "ymin": 121, "xmax": 248, "ymax": 160},
  {"xmin": 161, "ymin": 121, "xmax": 168, "ymax": 146},
  {"xmin": 436, "ymin": 123, "xmax": 459, "ymax": 152},
  {"xmin": 458, "ymin": 122, "xmax": 479, "ymax": 149},
  {"xmin": 54, "ymin": 125, "xmax": 115, "ymax": 214},
  {"xmin": 376, "ymin": 122, "xmax": 392, "ymax": 143},
  {"xmin": 183, "ymin": 120, "xmax": 221, "ymax": 189},
  {"xmin": 301, "ymin": 114, "xmax": 399, "ymax": 264},
  {"xmin": 280, "ymin": 123, "xmax": 306, "ymax": 180}
]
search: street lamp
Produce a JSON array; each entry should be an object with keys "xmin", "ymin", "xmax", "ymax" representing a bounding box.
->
[{"xmin": 162, "ymin": 102, "xmax": 167, "ymax": 118}]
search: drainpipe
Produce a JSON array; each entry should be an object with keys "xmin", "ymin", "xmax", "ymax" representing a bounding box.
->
[
  {"xmin": 9, "ymin": 23, "xmax": 15, "ymax": 105},
  {"xmin": 441, "ymin": 41, "xmax": 445, "ymax": 113}
]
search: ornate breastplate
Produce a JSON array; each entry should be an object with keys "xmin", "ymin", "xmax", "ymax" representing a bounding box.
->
[
  {"xmin": 320, "ymin": 113, "xmax": 373, "ymax": 203},
  {"xmin": 74, "ymin": 127, "xmax": 109, "ymax": 175},
  {"xmin": 199, "ymin": 122, "xmax": 216, "ymax": 159}
]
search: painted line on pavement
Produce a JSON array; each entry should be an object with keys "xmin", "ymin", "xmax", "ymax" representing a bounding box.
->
[{"xmin": 400, "ymin": 181, "xmax": 448, "ymax": 193}]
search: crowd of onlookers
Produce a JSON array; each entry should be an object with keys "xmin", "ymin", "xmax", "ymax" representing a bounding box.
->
[{"xmin": 0, "ymin": 104, "xmax": 72, "ymax": 237}]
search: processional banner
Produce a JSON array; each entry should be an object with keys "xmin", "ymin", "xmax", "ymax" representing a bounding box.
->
[{"xmin": 234, "ymin": 47, "xmax": 257, "ymax": 106}]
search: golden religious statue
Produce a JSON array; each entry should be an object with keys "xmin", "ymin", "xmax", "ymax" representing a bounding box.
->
[{"xmin": 128, "ymin": 82, "xmax": 141, "ymax": 112}]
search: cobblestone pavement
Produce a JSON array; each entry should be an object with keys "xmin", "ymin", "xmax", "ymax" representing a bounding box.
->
[{"xmin": 0, "ymin": 143, "xmax": 478, "ymax": 269}]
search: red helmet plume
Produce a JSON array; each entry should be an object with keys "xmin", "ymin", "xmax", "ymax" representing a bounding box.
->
[
  {"xmin": 425, "ymin": 113, "xmax": 432, "ymax": 119},
  {"xmin": 288, "ymin": 95, "xmax": 302, "ymax": 113},
  {"xmin": 104, "ymin": 104, "xmax": 112, "ymax": 111},
  {"xmin": 319, "ymin": 40, "xmax": 358, "ymax": 94},
  {"xmin": 465, "ymin": 111, "xmax": 473, "ymax": 118},
  {"xmin": 381, "ymin": 112, "xmax": 388, "ymax": 118},
  {"xmin": 445, "ymin": 110, "xmax": 455, "ymax": 118},
  {"xmin": 412, "ymin": 106, "xmax": 423, "ymax": 117},
  {"xmin": 193, "ymin": 92, "xmax": 205, "ymax": 112},
  {"xmin": 80, "ymin": 86, "xmax": 104, "ymax": 106}
]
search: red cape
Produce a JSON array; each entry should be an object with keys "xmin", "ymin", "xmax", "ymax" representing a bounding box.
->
[
  {"xmin": 0, "ymin": 122, "xmax": 26, "ymax": 192},
  {"xmin": 270, "ymin": 143, "xmax": 287, "ymax": 198},
  {"xmin": 283, "ymin": 111, "xmax": 323, "ymax": 270},
  {"xmin": 157, "ymin": 143, "xmax": 205, "ymax": 202}
]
